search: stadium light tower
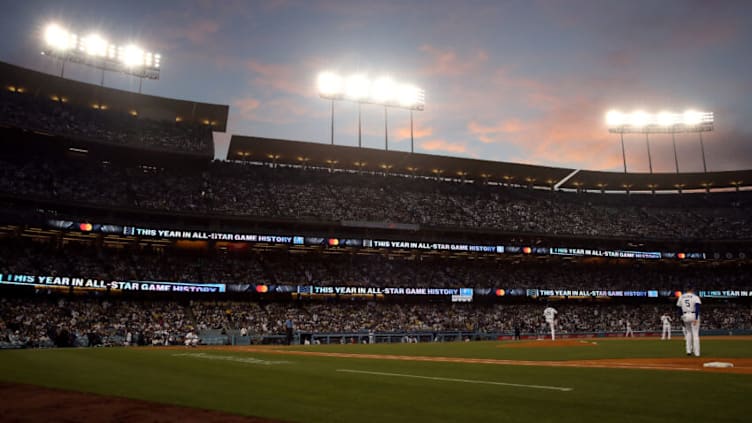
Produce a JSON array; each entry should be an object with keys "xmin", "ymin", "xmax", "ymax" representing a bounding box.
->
[
  {"xmin": 606, "ymin": 109, "xmax": 714, "ymax": 173},
  {"xmin": 317, "ymin": 71, "xmax": 425, "ymax": 152},
  {"xmin": 41, "ymin": 23, "xmax": 161, "ymax": 93}
]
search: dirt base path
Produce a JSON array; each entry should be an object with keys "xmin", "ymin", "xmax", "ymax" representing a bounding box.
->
[
  {"xmin": 206, "ymin": 345, "xmax": 752, "ymax": 375},
  {"xmin": 0, "ymin": 382, "xmax": 286, "ymax": 423},
  {"xmin": 499, "ymin": 339, "xmax": 599, "ymax": 348}
]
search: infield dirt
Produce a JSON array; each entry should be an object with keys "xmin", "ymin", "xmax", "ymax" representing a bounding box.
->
[{"xmin": 206, "ymin": 344, "xmax": 752, "ymax": 375}]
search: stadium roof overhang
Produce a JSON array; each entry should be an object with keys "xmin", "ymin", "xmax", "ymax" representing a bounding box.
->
[
  {"xmin": 561, "ymin": 169, "xmax": 752, "ymax": 193},
  {"xmin": 227, "ymin": 135, "xmax": 572, "ymax": 187},
  {"xmin": 227, "ymin": 135, "xmax": 752, "ymax": 192},
  {"xmin": 0, "ymin": 61, "xmax": 229, "ymax": 131}
]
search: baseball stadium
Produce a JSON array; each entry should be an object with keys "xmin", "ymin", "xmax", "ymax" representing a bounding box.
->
[{"xmin": 1, "ymin": 2, "xmax": 752, "ymax": 422}]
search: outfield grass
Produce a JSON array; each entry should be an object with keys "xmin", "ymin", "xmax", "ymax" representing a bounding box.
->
[{"xmin": 1, "ymin": 339, "xmax": 751, "ymax": 423}]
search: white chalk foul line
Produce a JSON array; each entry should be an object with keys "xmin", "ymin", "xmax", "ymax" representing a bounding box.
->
[{"xmin": 336, "ymin": 369, "xmax": 573, "ymax": 392}]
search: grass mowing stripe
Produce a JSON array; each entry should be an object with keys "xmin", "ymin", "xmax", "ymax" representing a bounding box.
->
[{"xmin": 336, "ymin": 368, "xmax": 574, "ymax": 392}]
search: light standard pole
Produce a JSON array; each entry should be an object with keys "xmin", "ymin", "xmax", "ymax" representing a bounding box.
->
[
  {"xmin": 410, "ymin": 110, "xmax": 414, "ymax": 153},
  {"xmin": 384, "ymin": 106, "xmax": 388, "ymax": 151},
  {"xmin": 672, "ymin": 132, "xmax": 679, "ymax": 173},
  {"xmin": 645, "ymin": 132, "xmax": 653, "ymax": 174},
  {"xmin": 699, "ymin": 131, "xmax": 708, "ymax": 173},
  {"xmin": 358, "ymin": 102, "xmax": 362, "ymax": 148},
  {"xmin": 330, "ymin": 99, "xmax": 334, "ymax": 145},
  {"xmin": 620, "ymin": 132, "xmax": 627, "ymax": 173}
]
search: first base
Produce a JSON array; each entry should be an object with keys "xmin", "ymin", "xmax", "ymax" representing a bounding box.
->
[{"xmin": 703, "ymin": 362, "xmax": 734, "ymax": 368}]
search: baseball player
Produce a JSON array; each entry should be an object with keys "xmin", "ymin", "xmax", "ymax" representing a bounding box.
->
[
  {"xmin": 543, "ymin": 305, "xmax": 557, "ymax": 340},
  {"xmin": 184, "ymin": 331, "xmax": 199, "ymax": 347},
  {"xmin": 676, "ymin": 287, "xmax": 701, "ymax": 356},
  {"xmin": 660, "ymin": 313, "xmax": 672, "ymax": 340},
  {"xmin": 624, "ymin": 320, "xmax": 634, "ymax": 337}
]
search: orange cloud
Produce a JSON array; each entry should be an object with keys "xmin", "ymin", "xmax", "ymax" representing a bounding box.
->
[
  {"xmin": 266, "ymin": 98, "xmax": 322, "ymax": 118},
  {"xmin": 245, "ymin": 60, "xmax": 311, "ymax": 98},
  {"xmin": 396, "ymin": 124, "xmax": 433, "ymax": 141},
  {"xmin": 420, "ymin": 139, "xmax": 467, "ymax": 154},
  {"xmin": 423, "ymin": 65, "xmax": 634, "ymax": 169},
  {"xmin": 232, "ymin": 98, "xmax": 261, "ymax": 121},
  {"xmin": 477, "ymin": 98, "xmax": 626, "ymax": 170},
  {"xmin": 467, "ymin": 119, "xmax": 526, "ymax": 143},
  {"xmin": 232, "ymin": 96, "xmax": 326, "ymax": 126},
  {"xmin": 492, "ymin": 68, "xmax": 561, "ymax": 111}
]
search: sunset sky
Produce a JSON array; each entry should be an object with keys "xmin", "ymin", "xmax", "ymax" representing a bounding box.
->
[{"xmin": 1, "ymin": 0, "xmax": 751, "ymax": 172}]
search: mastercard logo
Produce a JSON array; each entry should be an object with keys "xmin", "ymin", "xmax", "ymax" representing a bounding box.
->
[
  {"xmin": 79, "ymin": 223, "xmax": 93, "ymax": 232},
  {"xmin": 522, "ymin": 247, "xmax": 532, "ymax": 254},
  {"xmin": 675, "ymin": 291, "xmax": 682, "ymax": 297},
  {"xmin": 677, "ymin": 253, "xmax": 686, "ymax": 259},
  {"xmin": 255, "ymin": 285, "xmax": 269, "ymax": 293},
  {"xmin": 495, "ymin": 289, "xmax": 506, "ymax": 297},
  {"xmin": 328, "ymin": 238, "xmax": 339, "ymax": 246}
]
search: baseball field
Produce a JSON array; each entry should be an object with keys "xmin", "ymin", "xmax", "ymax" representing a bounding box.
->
[{"xmin": 1, "ymin": 337, "xmax": 751, "ymax": 422}]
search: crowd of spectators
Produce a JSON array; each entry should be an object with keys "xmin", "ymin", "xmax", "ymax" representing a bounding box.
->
[
  {"xmin": 2, "ymin": 295, "xmax": 750, "ymax": 349},
  {"xmin": 283, "ymin": 301, "xmax": 752, "ymax": 335},
  {"xmin": 0, "ymin": 90, "xmax": 212, "ymax": 154},
  {"xmin": 1, "ymin": 237, "xmax": 749, "ymax": 292},
  {"xmin": 1, "ymin": 156, "xmax": 750, "ymax": 241},
  {"xmin": 0, "ymin": 296, "xmax": 191, "ymax": 349}
]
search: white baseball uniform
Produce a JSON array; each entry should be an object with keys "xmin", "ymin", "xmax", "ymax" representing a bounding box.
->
[
  {"xmin": 543, "ymin": 307, "xmax": 557, "ymax": 340},
  {"xmin": 184, "ymin": 331, "xmax": 199, "ymax": 347},
  {"xmin": 660, "ymin": 314, "xmax": 672, "ymax": 340},
  {"xmin": 624, "ymin": 320, "xmax": 634, "ymax": 337},
  {"xmin": 677, "ymin": 292, "xmax": 701, "ymax": 356}
]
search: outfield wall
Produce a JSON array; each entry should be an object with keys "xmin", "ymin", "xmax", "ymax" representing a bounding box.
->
[{"xmin": 209, "ymin": 329, "xmax": 752, "ymax": 346}]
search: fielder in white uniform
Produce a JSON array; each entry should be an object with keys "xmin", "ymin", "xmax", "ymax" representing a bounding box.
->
[
  {"xmin": 676, "ymin": 288, "xmax": 701, "ymax": 356},
  {"xmin": 184, "ymin": 331, "xmax": 199, "ymax": 347},
  {"xmin": 660, "ymin": 314, "xmax": 672, "ymax": 340},
  {"xmin": 624, "ymin": 320, "xmax": 634, "ymax": 337},
  {"xmin": 543, "ymin": 306, "xmax": 557, "ymax": 340}
]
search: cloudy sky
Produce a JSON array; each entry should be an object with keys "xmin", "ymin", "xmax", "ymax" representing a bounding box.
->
[{"xmin": 1, "ymin": 0, "xmax": 751, "ymax": 172}]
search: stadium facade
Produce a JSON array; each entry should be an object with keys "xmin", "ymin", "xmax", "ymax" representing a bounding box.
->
[{"xmin": 1, "ymin": 61, "xmax": 750, "ymax": 348}]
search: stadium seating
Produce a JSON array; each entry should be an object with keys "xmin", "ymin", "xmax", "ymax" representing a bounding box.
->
[
  {"xmin": 1, "ymin": 155, "xmax": 750, "ymax": 240},
  {"xmin": 1, "ymin": 62, "xmax": 750, "ymax": 351},
  {"xmin": 0, "ymin": 90, "xmax": 213, "ymax": 154},
  {"xmin": 0, "ymin": 237, "xmax": 749, "ymax": 291}
]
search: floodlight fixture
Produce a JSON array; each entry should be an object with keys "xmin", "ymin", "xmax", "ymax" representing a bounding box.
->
[
  {"xmin": 371, "ymin": 76, "xmax": 397, "ymax": 103},
  {"xmin": 83, "ymin": 33, "xmax": 108, "ymax": 57},
  {"xmin": 318, "ymin": 70, "xmax": 424, "ymax": 152},
  {"xmin": 41, "ymin": 22, "xmax": 161, "ymax": 80},
  {"xmin": 605, "ymin": 108, "xmax": 715, "ymax": 175},
  {"xmin": 398, "ymin": 84, "xmax": 421, "ymax": 108},
  {"xmin": 683, "ymin": 109, "xmax": 703, "ymax": 126},
  {"xmin": 629, "ymin": 110, "xmax": 649, "ymax": 128},
  {"xmin": 317, "ymin": 71, "xmax": 424, "ymax": 111},
  {"xmin": 317, "ymin": 71, "xmax": 343, "ymax": 97},
  {"xmin": 657, "ymin": 111, "xmax": 674, "ymax": 127},
  {"xmin": 344, "ymin": 74, "xmax": 370, "ymax": 100},
  {"xmin": 606, "ymin": 109, "xmax": 713, "ymax": 134},
  {"xmin": 121, "ymin": 44, "xmax": 145, "ymax": 67},
  {"xmin": 605, "ymin": 110, "xmax": 624, "ymax": 127},
  {"xmin": 44, "ymin": 24, "xmax": 75, "ymax": 51}
]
